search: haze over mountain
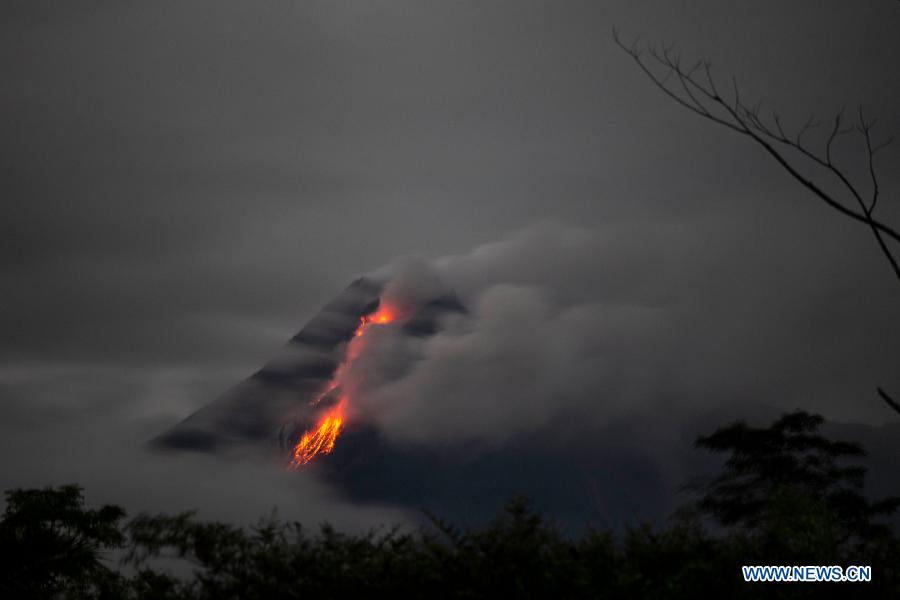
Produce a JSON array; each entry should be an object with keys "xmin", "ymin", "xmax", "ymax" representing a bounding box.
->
[{"xmin": 151, "ymin": 250, "xmax": 900, "ymax": 531}]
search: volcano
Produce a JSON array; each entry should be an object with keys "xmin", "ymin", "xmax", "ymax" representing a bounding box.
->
[
  {"xmin": 153, "ymin": 277, "xmax": 900, "ymax": 532},
  {"xmin": 152, "ymin": 276, "xmax": 466, "ymax": 456},
  {"xmin": 150, "ymin": 275, "xmax": 660, "ymax": 528}
]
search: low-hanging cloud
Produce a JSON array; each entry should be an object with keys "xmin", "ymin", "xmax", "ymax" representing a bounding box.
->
[{"xmin": 0, "ymin": 362, "xmax": 411, "ymax": 530}]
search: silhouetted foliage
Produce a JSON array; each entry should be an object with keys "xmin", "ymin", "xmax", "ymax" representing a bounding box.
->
[
  {"xmin": 694, "ymin": 412, "xmax": 899, "ymax": 534},
  {"xmin": 689, "ymin": 411, "xmax": 900, "ymax": 598},
  {"xmin": 0, "ymin": 485, "xmax": 126, "ymax": 599},
  {"xmin": 3, "ymin": 413, "xmax": 898, "ymax": 598}
]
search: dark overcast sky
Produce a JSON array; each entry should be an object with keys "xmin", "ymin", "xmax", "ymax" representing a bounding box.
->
[{"xmin": 2, "ymin": 1, "xmax": 899, "ymax": 522}]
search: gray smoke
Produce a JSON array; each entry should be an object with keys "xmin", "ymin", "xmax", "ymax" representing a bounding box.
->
[{"xmin": 345, "ymin": 221, "xmax": 900, "ymax": 445}]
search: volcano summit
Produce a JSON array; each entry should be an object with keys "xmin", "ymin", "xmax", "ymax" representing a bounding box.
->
[{"xmin": 152, "ymin": 276, "xmax": 466, "ymax": 461}]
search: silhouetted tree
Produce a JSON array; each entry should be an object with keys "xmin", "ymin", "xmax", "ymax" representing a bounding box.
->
[
  {"xmin": 687, "ymin": 411, "xmax": 900, "ymax": 597},
  {"xmin": 0, "ymin": 485, "xmax": 126, "ymax": 599},
  {"xmin": 695, "ymin": 411, "xmax": 898, "ymax": 544}
]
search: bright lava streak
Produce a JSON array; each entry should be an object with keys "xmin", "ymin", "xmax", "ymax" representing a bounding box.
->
[
  {"xmin": 289, "ymin": 398, "xmax": 346, "ymax": 467},
  {"xmin": 288, "ymin": 305, "xmax": 395, "ymax": 469}
]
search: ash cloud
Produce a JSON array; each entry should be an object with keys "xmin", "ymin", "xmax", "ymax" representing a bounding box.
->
[{"xmin": 348, "ymin": 222, "xmax": 900, "ymax": 446}]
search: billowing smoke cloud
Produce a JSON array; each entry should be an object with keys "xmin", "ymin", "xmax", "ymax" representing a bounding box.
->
[{"xmin": 343, "ymin": 221, "xmax": 900, "ymax": 446}]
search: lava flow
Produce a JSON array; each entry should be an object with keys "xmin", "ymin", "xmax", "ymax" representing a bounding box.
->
[
  {"xmin": 288, "ymin": 305, "xmax": 395, "ymax": 468},
  {"xmin": 289, "ymin": 397, "xmax": 346, "ymax": 467}
]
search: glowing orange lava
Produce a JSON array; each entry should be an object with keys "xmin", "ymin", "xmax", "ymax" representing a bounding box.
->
[
  {"xmin": 288, "ymin": 304, "xmax": 395, "ymax": 468},
  {"xmin": 355, "ymin": 307, "xmax": 394, "ymax": 334},
  {"xmin": 289, "ymin": 398, "xmax": 346, "ymax": 467}
]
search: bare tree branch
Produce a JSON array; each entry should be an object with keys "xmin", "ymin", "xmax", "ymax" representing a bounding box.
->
[
  {"xmin": 878, "ymin": 388, "xmax": 900, "ymax": 417},
  {"xmin": 613, "ymin": 29, "xmax": 900, "ymax": 419},
  {"xmin": 612, "ymin": 29, "xmax": 900, "ymax": 285}
]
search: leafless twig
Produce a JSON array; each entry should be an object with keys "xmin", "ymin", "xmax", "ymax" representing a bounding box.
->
[
  {"xmin": 878, "ymin": 388, "xmax": 900, "ymax": 417},
  {"xmin": 613, "ymin": 29, "xmax": 900, "ymax": 418},
  {"xmin": 612, "ymin": 28, "xmax": 900, "ymax": 284}
]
